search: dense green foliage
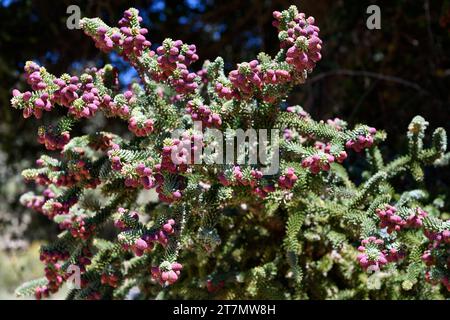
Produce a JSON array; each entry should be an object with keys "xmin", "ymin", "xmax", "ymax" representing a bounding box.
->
[{"xmin": 1, "ymin": 2, "xmax": 449, "ymax": 300}]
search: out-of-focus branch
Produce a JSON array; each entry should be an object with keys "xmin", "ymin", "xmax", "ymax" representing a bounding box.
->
[{"xmin": 309, "ymin": 69, "xmax": 429, "ymax": 95}]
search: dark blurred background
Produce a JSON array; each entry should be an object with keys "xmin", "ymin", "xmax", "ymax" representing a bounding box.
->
[{"xmin": 0, "ymin": 0, "xmax": 449, "ymax": 297}]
